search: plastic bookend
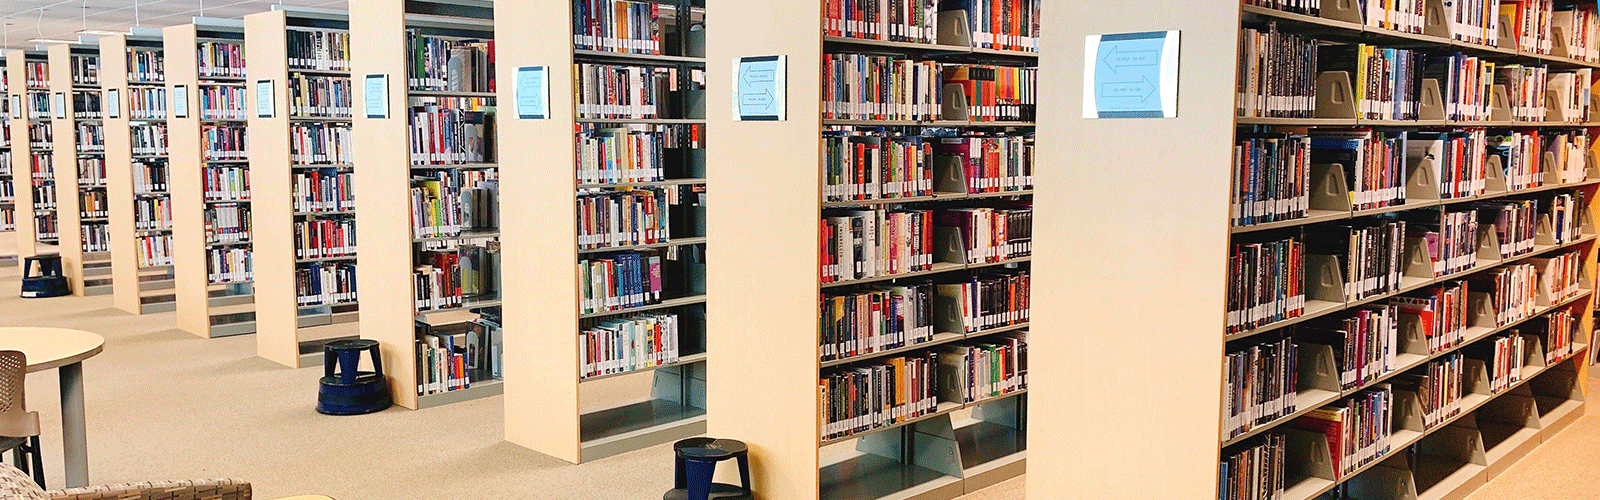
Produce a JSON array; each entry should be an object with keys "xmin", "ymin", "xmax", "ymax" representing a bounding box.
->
[
  {"xmin": 1309, "ymin": 163, "xmax": 1353, "ymax": 212},
  {"xmin": 1391, "ymin": 388, "xmax": 1428, "ymax": 434},
  {"xmin": 933, "ymin": 155, "xmax": 968, "ymax": 194},
  {"xmin": 1582, "ymin": 206, "xmax": 1598, "ymax": 236},
  {"xmin": 1396, "ymin": 314, "xmax": 1430, "ymax": 356},
  {"xmin": 1406, "ymin": 155, "xmax": 1441, "ymax": 201},
  {"xmin": 1305, "ymin": 254, "xmax": 1350, "ymax": 304},
  {"xmin": 1534, "ymin": 214, "xmax": 1556, "ymax": 247},
  {"xmin": 686, "ymin": 28, "xmax": 706, "ymax": 58},
  {"xmin": 1419, "ymin": 79, "xmax": 1446, "ymax": 121},
  {"xmin": 1403, "ymin": 236, "xmax": 1437, "ymax": 279},
  {"xmin": 1298, "ymin": 343, "xmax": 1343, "ymax": 394},
  {"xmin": 932, "ymin": 225, "xmax": 968, "ymax": 265},
  {"xmin": 910, "ymin": 417, "xmax": 964, "ymax": 479},
  {"xmin": 1530, "ymin": 359, "xmax": 1584, "ymax": 404},
  {"xmin": 1467, "ymin": 291, "xmax": 1498, "ymax": 330},
  {"xmin": 941, "ymin": 84, "xmax": 970, "ymax": 122},
  {"xmin": 1475, "ymin": 227, "xmax": 1502, "ymax": 262},
  {"xmin": 1587, "ymin": 150, "xmax": 1600, "ymax": 181},
  {"xmin": 1498, "ymin": 15, "xmax": 1518, "ymax": 50},
  {"xmin": 1345, "ymin": 464, "xmax": 1421, "ymax": 500},
  {"xmin": 1546, "ymin": 93, "xmax": 1567, "ymax": 123},
  {"xmin": 936, "ymin": 11, "xmax": 971, "ymax": 48},
  {"xmin": 1550, "ymin": 27, "xmax": 1572, "ymax": 59},
  {"xmin": 1480, "ymin": 387, "xmax": 1541, "ymax": 433},
  {"xmin": 682, "ymin": 89, "xmax": 706, "ymax": 120},
  {"xmin": 1422, "ymin": 0, "xmax": 1450, "ymax": 38},
  {"xmin": 1482, "ymin": 156, "xmax": 1508, "ymax": 194},
  {"xmin": 650, "ymin": 362, "xmax": 707, "ymax": 408},
  {"xmin": 1490, "ymin": 85, "xmax": 1513, "ymax": 122},
  {"xmin": 1463, "ymin": 358, "xmax": 1492, "ymax": 398},
  {"xmin": 1519, "ymin": 332, "xmax": 1548, "ymax": 370},
  {"xmin": 1320, "ymin": 0, "xmax": 1363, "ymax": 24},
  {"xmin": 934, "ymin": 286, "xmax": 964, "ymax": 334},
  {"xmin": 1284, "ymin": 428, "xmax": 1338, "ymax": 482},
  {"xmin": 1543, "ymin": 151, "xmax": 1563, "ymax": 185},
  {"xmin": 1589, "ymin": 94, "xmax": 1599, "ymax": 122},
  {"xmin": 1315, "ymin": 71, "xmax": 1357, "ymax": 119}
]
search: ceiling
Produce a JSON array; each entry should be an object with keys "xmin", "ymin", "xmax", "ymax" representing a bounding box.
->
[{"xmin": 0, "ymin": 0, "xmax": 348, "ymax": 51}]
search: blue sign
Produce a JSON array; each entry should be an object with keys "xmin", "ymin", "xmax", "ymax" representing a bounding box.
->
[
  {"xmin": 364, "ymin": 74, "xmax": 389, "ymax": 119},
  {"xmin": 1084, "ymin": 30, "xmax": 1179, "ymax": 119},
  {"xmin": 515, "ymin": 66, "xmax": 549, "ymax": 120},
  {"xmin": 735, "ymin": 55, "xmax": 786, "ymax": 121}
]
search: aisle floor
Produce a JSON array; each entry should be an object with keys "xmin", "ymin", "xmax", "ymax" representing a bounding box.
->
[
  {"xmin": 0, "ymin": 264, "xmax": 1025, "ymax": 499},
  {"xmin": 4, "ymin": 262, "xmax": 1600, "ymax": 499}
]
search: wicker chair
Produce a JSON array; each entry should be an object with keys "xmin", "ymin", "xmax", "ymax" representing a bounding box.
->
[
  {"xmin": 0, "ymin": 350, "xmax": 44, "ymax": 488},
  {"xmin": 0, "ymin": 462, "xmax": 251, "ymax": 500}
]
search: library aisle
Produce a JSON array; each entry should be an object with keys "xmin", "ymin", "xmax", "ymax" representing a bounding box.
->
[{"xmin": 0, "ymin": 262, "xmax": 1021, "ymax": 498}]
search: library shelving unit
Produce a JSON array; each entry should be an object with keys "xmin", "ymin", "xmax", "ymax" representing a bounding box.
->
[
  {"xmin": 707, "ymin": 1, "xmax": 1037, "ymax": 497},
  {"xmin": 100, "ymin": 30, "xmax": 178, "ymax": 314},
  {"xmin": 496, "ymin": 0, "xmax": 710, "ymax": 463},
  {"xmin": 47, "ymin": 42, "xmax": 112, "ymax": 296},
  {"xmin": 166, "ymin": 19, "xmax": 258, "ymax": 338},
  {"xmin": 1028, "ymin": 1, "xmax": 1596, "ymax": 498},
  {"xmin": 0, "ymin": 54, "xmax": 14, "ymax": 267},
  {"xmin": 246, "ymin": 6, "xmax": 360, "ymax": 368},
  {"xmin": 352, "ymin": 0, "xmax": 503, "ymax": 409},
  {"xmin": 7, "ymin": 49, "xmax": 59, "ymax": 260}
]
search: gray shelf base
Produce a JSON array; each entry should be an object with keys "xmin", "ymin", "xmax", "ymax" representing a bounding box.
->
[
  {"xmin": 208, "ymin": 320, "xmax": 257, "ymax": 338},
  {"xmin": 83, "ymin": 284, "xmax": 113, "ymax": 296},
  {"xmin": 820, "ymin": 453, "xmax": 965, "ymax": 500},
  {"xmin": 580, "ymin": 399, "xmax": 707, "ymax": 461},
  {"xmin": 417, "ymin": 380, "xmax": 503, "ymax": 409}
]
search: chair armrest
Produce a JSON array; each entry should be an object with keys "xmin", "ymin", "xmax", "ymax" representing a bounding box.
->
[{"xmin": 48, "ymin": 478, "xmax": 251, "ymax": 500}]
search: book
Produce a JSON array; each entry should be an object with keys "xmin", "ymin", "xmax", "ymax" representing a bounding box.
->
[
  {"xmin": 296, "ymin": 261, "xmax": 357, "ymax": 306},
  {"xmin": 1222, "ymin": 338, "xmax": 1297, "ymax": 438},
  {"xmin": 127, "ymin": 47, "xmax": 165, "ymax": 83},
  {"xmin": 406, "ymin": 32, "xmax": 495, "ymax": 92},
  {"xmin": 290, "ymin": 123, "xmax": 353, "ymax": 165},
  {"xmin": 1227, "ymin": 236, "xmax": 1305, "ymax": 334},
  {"xmin": 820, "ymin": 351, "xmax": 938, "ymax": 440},
  {"xmin": 1232, "ymin": 133, "xmax": 1310, "ymax": 227},
  {"xmin": 287, "ymin": 28, "xmax": 352, "ymax": 72},
  {"xmin": 1217, "ymin": 433, "xmax": 1286, "ymax": 500},
  {"xmin": 580, "ymin": 312, "xmax": 681, "ymax": 378},
  {"xmin": 820, "ymin": 281, "xmax": 935, "ymax": 361}
]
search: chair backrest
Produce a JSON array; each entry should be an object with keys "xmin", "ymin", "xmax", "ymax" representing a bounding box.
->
[{"xmin": 0, "ymin": 351, "xmax": 40, "ymax": 438}]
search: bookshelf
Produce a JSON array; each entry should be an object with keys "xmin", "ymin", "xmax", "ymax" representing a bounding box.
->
[
  {"xmin": 246, "ymin": 6, "xmax": 360, "ymax": 368},
  {"xmin": 351, "ymin": 0, "xmax": 503, "ymax": 410},
  {"xmin": 6, "ymin": 50, "xmax": 59, "ymax": 260},
  {"xmin": 46, "ymin": 42, "xmax": 112, "ymax": 296},
  {"xmin": 496, "ymin": 0, "xmax": 710, "ymax": 463},
  {"xmin": 166, "ymin": 20, "xmax": 258, "ymax": 338},
  {"xmin": 1027, "ymin": 1, "xmax": 1597, "ymax": 498},
  {"xmin": 706, "ymin": 0, "xmax": 1037, "ymax": 498},
  {"xmin": 0, "ymin": 53, "xmax": 13, "ymax": 267},
  {"xmin": 100, "ymin": 31, "xmax": 178, "ymax": 314}
]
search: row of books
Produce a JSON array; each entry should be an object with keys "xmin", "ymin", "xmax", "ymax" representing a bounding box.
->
[
  {"xmin": 294, "ymin": 217, "xmax": 356, "ymax": 260},
  {"xmin": 572, "ymin": 0, "xmax": 673, "ymax": 55},
  {"xmin": 936, "ymin": 334, "xmax": 1029, "ymax": 403},
  {"xmin": 287, "ymin": 28, "xmax": 352, "ymax": 71},
  {"xmin": 1217, "ymin": 434, "xmax": 1285, "ymax": 500},
  {"xmin": 23, "ymin": 91, "xmax": 48, "ymax": 119},
  {"xmin": 290, "ymin": 123, "xmax": 352, "ymax": 165},
  {"xmin": 413, "ymin": 242, "xmax": 498, "ymax": 311},
  {"xmin": 28, "ymin": 123, "xmax": 52, "ymax": 148},
  {"xmin": 289, "ymin": 75, "xmax": 352, "ymax": 118},
  {"xmin": 823, "ymin": 129, "xmax": 935, "ymax": 201},
  {"xmin": 824, "ymin": 0, "xmax": 1040, "ymax": 52},
  {"xmin": 821, "ymin": 208, "xmax": 935, "ymax": 283},
  {"xmin": 80, "ymin": 223, "xmax": 108, "ymax": 253},
  {"xmin": 202, "ymin": 125, "xmax": 248, "ymax": 160},
  {"xmin": 415, "ymin": 318, "xmax": 501, "ymax": 395},
  {"xmin": 821, "ymin": 282, "xmax": 936, "ymax": 362},
  {"xmin": 1296, "ymin": 385, "xmax": 1393, "ymax": 478},
  {"xmin": 204, "ymin": 165, "xmax": 251, "ymax": 201},
  {"xmin": 73, "ymin": 91, "xmax": 102, "ymax": 119},
  {"xmin": 574, "ymin": 123, "xmax": 702, "ymax": 185},
  {"xmin": 22, "ymin": 62, "xmax": 46, "ymax": 89},
  {"xmin": 133, "ymin": 159, "xmax": 169, "ymax": 193},
  {"xmin": 69, "ymin": 55, "xmax": 99, "ymax": 85},
  {"xmin": 579, "ymin": 312, "xmax": 683, "ymax": 379},
  {"xmin": 1227, "ymin": 237, "xmax": 1305, "ymax": 334},
  {"xmin": 1533, "ymin": 250, "xmax": 1584, "ymax": 304},
  {"xmin": 943, "ymin": 206, "xmax": 1032, "ymax": 264},
  {"xmin": 1222, "ymin": 338, "xmax": 1297, "ymax": 439},
  {"xmin": 1305, "ymin": 305, "xmax": 1398, "ymax": 391},
  {"xmin": 293, "ymin": 168, "xmax": 354, "ymax": 213},
  {"xmin": 821, "ymin": 352, "xmax": 939, "ymax": 440},
  {"xmin": 30, "ymin": 154, "xmax": 53, "ymax": 180},
  {"xmin": 580, "ymin": 249, "xmax": 665, "ymax": 314},
  {"xmin": 198, "ymin": 84, "xmax": 247, "ymax": 120},
  {"xmin": 408, "ymin": 99, "xmax": 493, "ymax": 165},
  {"xmin": 1232, "ymin": 134, "xmax": 1309, "ymax": 226},
  {"xmin": 824, "ymin": 54, "xmax": 1037, "ymax": 122},
  {"xmin": 0, "ymin": 209, "xmax": 13, "ymax": 232},
  {"xmin": 1247, "ymin": 0, "xmax": 1598, "ymax": 60},
  {"xmin": 577, "ymin": 188, "xmax": 673, "ymax": 250},
  {"xmin": 407, "ymin": 32, "xmax": 495, "ymax": 93},
  {"xmin": 411, "ymin": 169, "xmax": 497, "ymax": 239},
  {"xmin": 79, "ymin": 191, "xmax": 108, "ymax": 218},
  {"xmin": 127, "ymin": 47, "xmax": 165, "ymax": 84},
  {"xmin": 940, "ymin": 270, "xmax": 1029, "ymax": 333},
  {"xmin": 128, "ymin": 87, "xmax": 167, "ymax": 120},
  {"xmin": 204, "ymin": 203, "xmax": 251, "ymax": 245},
  {"xmin": 29, "ymin": 184, "xmax": 56, "ymax": 209},
  {"xmin": 77, "ymin": 158, "xmax": 106, "ymax": 187},
  {"xmin": 33, "ymin": 216, "xmax": 57, "ymax": 240},
  {"xmin": 134, "ymin": 196, "xmax": 172, "ymax": 231},
  {"xmin": 1540, "ymin": 309, "xmax": 1578, "ymax": 364},
  {"xmin": 1397, "ymin": 354, "xmax": 1465, "ymax": 430},
  {"xmin": 1483, "ymin": 334, "xmax": 1525, "ymax": 393},
  {"xmin": 573, "ymin": 63, "xmax": 694, "ymax": 119},
  {"xmin": 75, "ymin": 123, "xmax": 104, "ymax": 153},
  {"xmin": 197, "ymin": 42, "xmax": 246, "ymax": 78},
  {"xmin": 296, "ymin": 261, "xmax": 357, "ymax": 306},
  {"xmin": 207, "ymin": 247, "xmax": 251, "ymax": 284},
  {"xmin": 1417, "ymin": 209, "xmax": 1480, "ymax": 278},
  {"xmin": 0, "ymin": 180, "xmax": 11, "ymax": 202},
  {"xmin": 1478, "ymin": 262, "xmax": 1539, "ymax": 326},
  {"xmin": 132, "ymin": 124, "xmax": 168, "ymax": 156},
  {"xmin": 1312, "ymin": 220, "xmax": 1406, "ymax": 302},
  {"xmin": 1398, "ymin": 281, "xmax": 1469, "ymax": 354}
]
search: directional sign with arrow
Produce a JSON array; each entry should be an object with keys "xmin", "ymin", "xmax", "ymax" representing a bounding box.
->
[
  {"xmin": 1084, "ymin": 30, "xmax": 1180, "ymax": 118},
  {"xmin": 735, "ymin": 55, "xmax": 787, "ymax": 121}
]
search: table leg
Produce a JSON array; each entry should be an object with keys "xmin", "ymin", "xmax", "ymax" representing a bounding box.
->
[{"xmin": 59, "ymin": 362, "xmax": 87, "ymax": 488}]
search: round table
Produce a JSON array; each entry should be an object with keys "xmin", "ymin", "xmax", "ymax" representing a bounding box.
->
[{"xmin": 0, "ymin": 327, "xmax": 104, "ymax": 488}]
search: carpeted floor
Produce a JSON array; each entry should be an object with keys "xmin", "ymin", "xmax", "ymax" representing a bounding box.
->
[{"xmin": 1, "ymin": 260, "xmax": 1596, "ymax": 499}]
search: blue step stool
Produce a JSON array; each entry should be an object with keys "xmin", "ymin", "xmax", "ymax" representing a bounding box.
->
[
  {"xmin": 316, "ymin": 339, "xmax": 392, "ymax": 415},
  {"xmin": 664, "ymin": 438, "xmax": 752, "ymax": 500},
  {"xmin": 20, "ymin": 254, "xmax": 69, "ymax": 298}
]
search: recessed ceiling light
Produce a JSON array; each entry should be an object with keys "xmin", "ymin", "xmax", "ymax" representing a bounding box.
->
[
  {"xmin": 75, "ymin": 30, "xmax": 123, "ymax": 36},
  {"xmin": 27, "ymin": 38, "xmax": 79, "ymax": 44}
]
